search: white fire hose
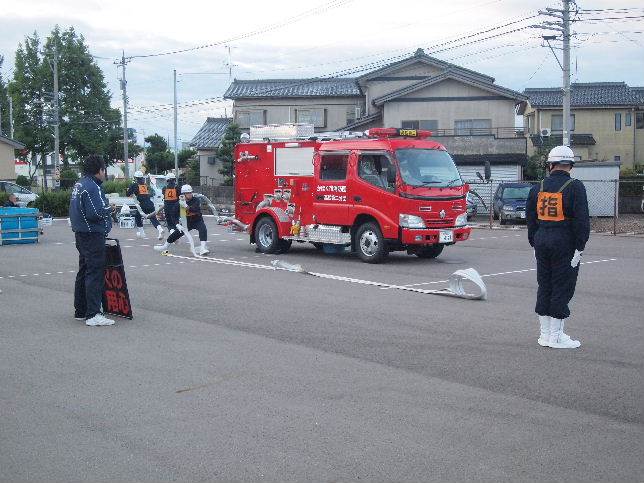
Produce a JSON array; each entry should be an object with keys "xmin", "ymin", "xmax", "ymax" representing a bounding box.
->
[{"xmin": 270, "ymin": 260, "xmax": 487, "ymax": 300}]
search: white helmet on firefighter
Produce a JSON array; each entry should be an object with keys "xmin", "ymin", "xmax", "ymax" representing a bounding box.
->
[
  {"xmin": 134, "ymin": 170, "xmax": 144, "ymax": 178},
  {"xmin": 181, "ymin": 184, "xmax": 193, "ymax": 194},
  {"xmin": 547, "ymin": 145, "xmax": 575, "ymax": 165},
  {"xmin": 166, "ymin": 172, "xmax": 176, "ymax": 180}
]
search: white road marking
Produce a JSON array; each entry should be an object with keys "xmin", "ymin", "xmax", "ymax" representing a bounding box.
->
[
  {"xmin": 44, "ymin": 272, "xmax": 51, "ymax": 275},
  {"xmin": 33, "ymin": 274, "xmax": 39, "ymax": 276},
  {"xmin": 55, "ymin": 242, "xmax": 64, "ymax": 245},
  {"xmin": 236, "ymin": 238, "xmax": 245, "ymax": 241},
  {"xmin": 123, "ymin": 245, "xmax": 133, "ymax": 248},
  {"xmin": 218, "ymin": 239, "xmax": 227, "ymax": 242}
]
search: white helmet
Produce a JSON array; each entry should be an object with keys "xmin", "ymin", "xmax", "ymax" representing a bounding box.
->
[
  {"xmin": 181, "ymin": 184, "xmax": 193, "ymax": 194},
  {"xmin": 166, "ymin": 172, "xmax": 176, "ymax": 180},
  {"xmin": 134, "ymin": 170, "xmax": 144, "ymax": 178},
  {"xmin": 547, "ymin": 145, "xmax": 575, "ymax": 165}
]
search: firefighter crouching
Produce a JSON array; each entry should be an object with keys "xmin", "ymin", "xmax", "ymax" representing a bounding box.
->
[
  {"xmin": 126, "ymin": 170, "xmax": 164, "ymax": 239},
  {"xmin": 526, "ymin": 145, "xmax": 590, "ymax": 349},
  {"xmin": 162, "ymin": 172, "xmax": 181, "ymax": 234},
  {"xmin": 154, "ymin": 184, "xmax": 210, "ymax": 256}
]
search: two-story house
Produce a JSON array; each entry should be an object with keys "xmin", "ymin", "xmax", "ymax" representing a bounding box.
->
[
  {"xmin": 223, "ymin": 49, "xmax": 529, "ymax": 184},
  {"xmin": 190, "ymin": 117, "xmax": 233, "ymax": 185},
  {"xmin": 520, "ymin": 82, "xmax": 644, "ymax": 168}
]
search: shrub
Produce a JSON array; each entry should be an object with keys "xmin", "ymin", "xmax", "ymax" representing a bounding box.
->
[
  {"xmin": 34, "ymin": 190, "xmax": 72, "ymax": 217},
  {"xmin": 60, "ymin": 169, "xmax": 79, "ymax": 189},
  {"xmin": 0, "ymin": 192, "xmax": 9, "ymax": 206},
  {"xmin": 15, "ymin": 175, "xmax": 31, "ymax": 188},
  {"xmin": 103, "ymin": 179, "xmax": 130, "ymax": 196}
]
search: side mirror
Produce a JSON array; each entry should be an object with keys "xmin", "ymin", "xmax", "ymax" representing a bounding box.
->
[
  {"xmin": 484, "ymin": 161, "xmax": 491, "ymax": 181},
  {"xmin": 476, "ymin": 172, "xmax": 484, "ymax": 182},
  {"xmin": 387, "ymin": 167, "xmax": 396, "ymax": 184}
]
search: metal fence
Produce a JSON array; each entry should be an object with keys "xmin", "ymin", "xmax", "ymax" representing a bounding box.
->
[
  {"xmin": 466, "ymin": 178, "xmax": 644, "ymax": 235},
  {"xmin": 193, "ymin": 185, "xmax": 234, "ymax": 205}
]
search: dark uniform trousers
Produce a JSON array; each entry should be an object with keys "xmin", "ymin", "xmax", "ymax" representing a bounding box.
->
[
  {"xmin": 534, "ymin": 225, "xmax": 579, "ymax": 319},
  {"xmin": 74, "ymin": 232, "xmax": 106, "ymax": 319},
  {"xmin": 133, "ymin": 200, "xmax": 160, "ymax": 228},
  {"xmin": 167, "ymin": 217, "xmax": 207, "ymax": 243}
]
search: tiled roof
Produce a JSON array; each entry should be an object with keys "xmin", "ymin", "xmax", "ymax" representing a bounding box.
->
[
  {"xmin": 224, "ymin": 78, "xmax": 362, "ymax": 99},
  {"xmin": 190, "ymin": 118, "xmax": 232, "ymax": 150},
  {"xmin": 524, "ymin": 82, "xmax": 641, "ymax": 107},
  {"xmin": 632, "ymin": 86, "xmax": 644, "ymax": 103}
]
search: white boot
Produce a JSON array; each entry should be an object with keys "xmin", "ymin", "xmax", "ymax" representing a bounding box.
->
[
  {"xmin": 538, "ymin": 315, "xmax": 550, "ymax": 347},
  {"xmin": 86, "ymin": 313, "xmax": 115, "ymax": 326},
  {"xmin": 198, "ymin": 241, "xmax": 210, "ymax": 256},
  {"xmin": 548, "ymin": 318, "xmax": 581, "ymax": 349},
  {"xmin": 157, "ymin": 225, "xmax": 164, "ymax": 240},
  {"xmin": 136, "ymin": 227, "xmax": 147, "ymax": 239},
  {"xmin": 154, "ymin": 241, "xmax": 170, "ymax": 252}
]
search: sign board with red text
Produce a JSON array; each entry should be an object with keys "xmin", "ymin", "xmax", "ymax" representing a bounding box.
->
[{"xmin": 102, "ymin": 239, "xmax": 133, "ymax": 319}]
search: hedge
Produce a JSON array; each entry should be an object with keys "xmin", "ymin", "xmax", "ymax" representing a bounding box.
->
[
  {"xmin": 0, "ymin": 192, "xmax": 9, "ymax": 206},
  {"xmin": 34, "ymin": 190, "xmax": 72, "ymax": 217},
  {"xmin": 103, "ymin": 180, "xmax": 130, "ymax": 196}
]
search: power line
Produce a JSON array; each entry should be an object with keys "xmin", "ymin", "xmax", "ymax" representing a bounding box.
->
[{"xmin": 126, "ymin": 0, "xmax": 355, "ymax": 60}]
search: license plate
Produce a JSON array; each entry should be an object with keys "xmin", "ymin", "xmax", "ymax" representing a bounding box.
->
[{"xmin": 439, "ymin": 230, "xmax": 453, "ymax": 243}]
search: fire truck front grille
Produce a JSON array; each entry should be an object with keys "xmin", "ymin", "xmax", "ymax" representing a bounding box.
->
[{"xmin": 424, "ymin": 218, "xmax": 454, "ymax": 227}]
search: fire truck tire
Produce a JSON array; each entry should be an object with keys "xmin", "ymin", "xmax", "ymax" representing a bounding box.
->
[
  {"xmin": 254, "ymin": 216, "xmax": 280, "ymax": 253},
  {"xmin": 355, "ymin": 222, "xmax": 387, "ymax": 263},
  {"xmin": 414, "ymin": 244, "xmax": 444, "ymax": 259},
  {"xmin": 278, "ymin": 239, "xmax": 292, "ymax": 253}
]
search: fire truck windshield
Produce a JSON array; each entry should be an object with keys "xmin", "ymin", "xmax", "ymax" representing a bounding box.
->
[{"xmin": 396, "ymin": 149, "xmax": 463, "ymax": 188}]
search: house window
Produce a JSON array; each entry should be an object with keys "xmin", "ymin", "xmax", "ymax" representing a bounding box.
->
[
  {"xmin": 454, "ymin": 119, "xmax": 492, "ymax": 135},
  {"xmin": 625, "ymin": 112, "xmax": 632, "ymax": 127},
  {"xmin": 319, "ymin": 154, "xmax": 348, "ymax": 181},
  {"xmin": 636, "ymin": 112, "xmax": 644, "ymax": 129},
  {"xmin": 296, "ymin": 108, "xmax": 326, "ymax": 128},
  {"xmin": 207, "ymin": 156, "xmax": 216, "ymax": 165},
  {"xmin": 402, "ymin": 120, "xmax": 438, "ymax": 131},
  {"xmin": 551, "ymin": 114, "xmax": 575, "ymax": 132},
  {"xmin": 614, "ymin": 155, "xmax": 621, "ymax": 162},
  {"xmin": 236, "ymin": 110, "xmax": 266, "ymax": 129},
  {"xmin": 346, "ymin": 106, "xmax": 360, "ymax": 125},
  {"xmin": 615, "ymin": 113, "xmax": 622, "ymax": 131}
]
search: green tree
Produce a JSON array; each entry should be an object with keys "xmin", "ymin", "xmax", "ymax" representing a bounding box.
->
[
  {"xmin": 0, "ymin": 55, "xmax": 10, "ymax": 136},
  {"xmin": 525, "ymin": 136, "xmax": 558, "ymax": 180},
  {"xmin": 177, "ymin": 147, "xmax": 197, "ymax": 169},
  {"xmin": 216, "ymin": 123, "xmax": 241, "ymax": 186},
  {"xmin": 144, "ymin": 134, "xmax": 173, "ymax": 173},
  {"xmin": 186, "ymin": 157, "xmax": 200, "ymax": 185}
]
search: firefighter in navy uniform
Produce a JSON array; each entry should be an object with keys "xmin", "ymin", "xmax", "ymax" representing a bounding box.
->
[
  {"xmin": 526, "ymin": 145, "xmax": 590, "ymax": 349},
  {"xmin": 161, "ymin": 172, "xmax": 181, "ymax": 234},
  {"xmin": 154, "ymin": 184, "xmax": 209, "ymax": 255},
  {"xmin": 126, "ymin": 170, "xmax": 164, "ymax": 239}
]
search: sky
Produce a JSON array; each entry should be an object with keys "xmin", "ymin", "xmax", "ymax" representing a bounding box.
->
[{"xmin": 1, "ymin": 0, "xmax": 643, "ymax": 149}]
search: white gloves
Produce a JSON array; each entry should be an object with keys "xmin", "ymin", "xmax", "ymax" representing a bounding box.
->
[
  {"xmin": 571, "ymin": 249, "xmax": 583, "ymax": 268},
  {"xmin": 175, "ymin": 223, "xmax": 184, "ymax": 233},
  {"xmin": 180, "ymin": 200, "xmax": 188, "ymax": 209}
]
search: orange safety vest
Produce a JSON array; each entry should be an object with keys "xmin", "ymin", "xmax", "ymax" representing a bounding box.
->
[
  {"xmin": 537, "ymin": 178, "xmax": 573, "ymax": 222},
  {"xmin": 137, "ymin": 184, "xmax": 149, "ymax": 196},
  {"xmin": 164, "ymin": 187, "xmax": 178, "ymax": 202}
]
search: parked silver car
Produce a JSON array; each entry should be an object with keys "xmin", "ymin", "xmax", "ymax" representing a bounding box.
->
[{"xmin": 0, "ymin": 181, "xmax": 38, "ymax": 207}]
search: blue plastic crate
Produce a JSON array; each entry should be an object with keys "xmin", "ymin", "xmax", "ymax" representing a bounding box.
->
[{"xmin": 0, "ymin": 207, "xmax": 40, "ymax": 245}]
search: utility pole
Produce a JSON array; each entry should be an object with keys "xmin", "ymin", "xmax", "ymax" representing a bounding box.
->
[
  {"xmin": 53, "ymin": 44, "xmax": 60, "ymax": 188},
  {"xmin": 535, "ymin": 0, "xmax": 573, "ymax": 146},
  {"xmin": 116, "ymin": 51, "xmax": 130, "ymax": 179},
  {"xmin": 562, "ymin": 0, "xmax": 571, "ymax": 147},
  {"xmin": 173, "ymin": 69, "xmax": 178, "ymax": 178},
  {"xmin": 8, "ymin": 97, "xmax": 13, "ymax": 138}
]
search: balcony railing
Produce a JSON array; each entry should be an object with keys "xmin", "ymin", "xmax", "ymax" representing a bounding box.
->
[{"xmin": 431, "ymin": 127, "xmax": 526, "ymax": 138}]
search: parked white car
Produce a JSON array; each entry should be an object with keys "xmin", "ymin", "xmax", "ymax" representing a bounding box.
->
[{"xmin": 0, "ymin": 181, "xmax": 38, "ymax": 207}]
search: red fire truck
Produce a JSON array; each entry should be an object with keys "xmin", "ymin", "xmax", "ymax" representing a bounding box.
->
[{"xmin": 233, "ymin": 126, "xmax": 471, "ymax": 263}]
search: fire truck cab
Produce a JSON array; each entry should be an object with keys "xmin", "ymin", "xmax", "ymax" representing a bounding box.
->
[{"xmin": 234, "ymin": 125, "xmax": 471, "ymax": 263}]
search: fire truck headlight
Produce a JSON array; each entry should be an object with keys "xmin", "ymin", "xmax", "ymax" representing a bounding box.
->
[
  {"xmin": 399, "ymin": 214, "xmax": 426, "ymax": 229},
  {"xmin": 455, "ymin": 213, "xmax": 469, "ymax": 227}
]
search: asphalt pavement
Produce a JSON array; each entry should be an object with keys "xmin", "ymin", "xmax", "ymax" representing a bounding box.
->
[{"xmin": 1, "ymin": 219, "xmax": 642, "ymax": 481}]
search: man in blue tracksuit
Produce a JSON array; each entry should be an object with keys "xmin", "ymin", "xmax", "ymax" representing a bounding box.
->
[
  {"xmin": 526, "ymin": 145, "xmax": 590, "ymax": 349},
  {"xmin": 126, "ymin": 170, "xmax": 164, "ymax": 239},
  {"xmin": 69, "ymin": 155, "xmax": 114, "ymax": 327}
]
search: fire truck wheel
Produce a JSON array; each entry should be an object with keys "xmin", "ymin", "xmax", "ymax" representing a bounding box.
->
[
  {"xmin": 278, "ymin": 239, "xmax": 292, "ymax": 253},
  {"xmin": 356, "ymin": 222, "xmax": 387, "ymax": 263},
  {"xmin": 414, "ymin": 244, "xmax": 444, "ymax": 259},
  {"xmin": 255, "ymin": 216, "xmax": 280, "ymax": 253}
]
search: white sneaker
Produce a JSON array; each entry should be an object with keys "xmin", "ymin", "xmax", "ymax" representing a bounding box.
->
[
  {"xmin": 198, "ymin": 242, "xmax": 209, "ymax": 256},
  {"xmin": 157, "ymin": 225, "xmax": 164, "ymax": 240},
  {"xmin": 86, "ymin": 314, "xmax": 114, "ymax": 326},
  {"xmin": 136, "ymin": 230, "xmax": 147, "ymax": 239},
  {"xmin": 154, "ymin": 242, "xmax": 169, "ymax": 252}
]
